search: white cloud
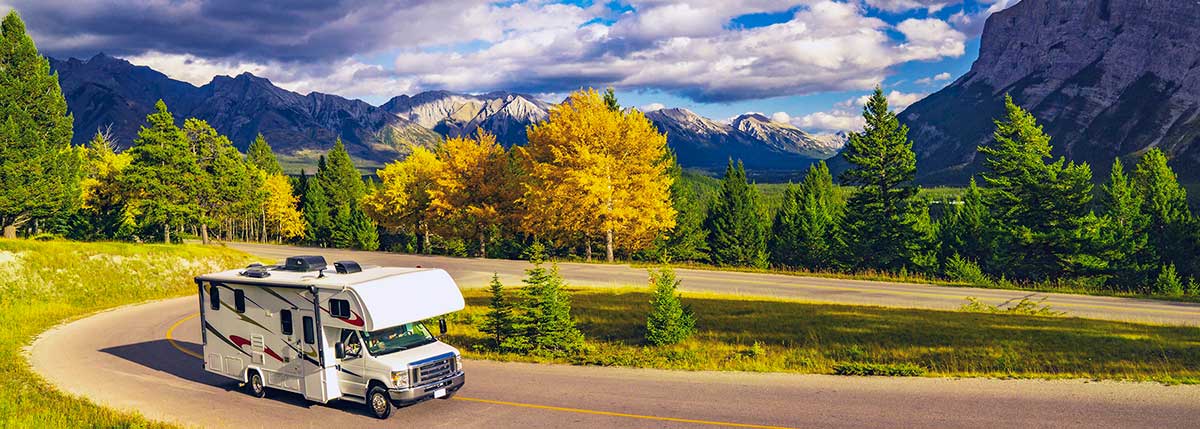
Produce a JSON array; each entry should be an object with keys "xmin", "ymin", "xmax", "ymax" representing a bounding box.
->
[
  {"xmin": 771, "ymin": 111, "xmax": 792, "ymax": 123},
  {"xmin": 792, "ymin": 89, "xmax": 926, "ymax": 133},
  {"xmin": 949, "ymin": 0, "xmax": 1022, "ymax": 36},
  {"xmin": 640, "ymin": 102, "xmax": 666, "ymax": 112},
  {"xmin": 864, "ymin": 0, "xmax": 960, "ymax": 13},
  {"xmin": 914, "ymin": 71, "xmax": 953, "ymax": 85}
]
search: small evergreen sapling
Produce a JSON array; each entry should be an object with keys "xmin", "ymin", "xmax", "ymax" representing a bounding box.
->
[
  {"xmin": 480, "ymin": 274, "xmax": 515, "ymax": 350},
  {"xmin": 645, "ymin": 267, "xmax": 696, "ymax": 346}
]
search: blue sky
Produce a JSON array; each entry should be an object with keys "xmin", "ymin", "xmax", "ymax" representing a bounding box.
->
[{"xmin": 5, "ymin": 0, "xmax": 1019, "ymax": 133}]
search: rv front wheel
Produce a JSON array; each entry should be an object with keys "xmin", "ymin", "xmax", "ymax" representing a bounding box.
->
[
  {"xmin": 367, "ymin": 386, "xmax": 392, "ymax": 419},
  {"xmin": 247, "ymin": 370, "xmax": 266, "ymax": 398}
]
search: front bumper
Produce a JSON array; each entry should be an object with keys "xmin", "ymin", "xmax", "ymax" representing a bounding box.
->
[{"xmin": 388, "ymin": 371, "xmax": 465, "ymax": 404}]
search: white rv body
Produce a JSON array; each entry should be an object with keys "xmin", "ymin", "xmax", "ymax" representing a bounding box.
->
[{"xmin": 194, "ymin": 257, "xmax": 466, "ymax": 414}]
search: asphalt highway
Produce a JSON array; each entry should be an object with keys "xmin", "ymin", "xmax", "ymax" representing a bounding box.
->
[
  {"xmin": 229, "ymin": 242, "xmax": 1200, "ymax": 326},
  {"xmin": 30, "ymin": 297, "xmax": 1200, "ymax": 428}
]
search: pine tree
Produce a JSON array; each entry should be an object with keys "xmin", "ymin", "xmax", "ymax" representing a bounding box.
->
[
  {"xmin": 246, "ymin": 133, "xmax": 282, "ymax": 176},
  {"xmin": 637, "ymin": 157, "xmax": 709, "ymax": 262},
  {"xmin": 705, "ymin": 160, "xmax": 768, "ymax": 268},
  {"xmin": 331, "ymin": 204, "xmax": 379, "ymax": 250},
  {"xmin": 1132, "ymin": 149, "xmax": 1195, "ymax": 278},
  {"xmin": 977, "ymin": 95, "xmax": 1095, "ymax": 281},
  {"xmin": 185, "ymin": 118, "xmax": 255, "ymax": 244},
  {"xmin": 1099, "ymin": 159, "xmax": 1150, "ymax": 291},
  {"xmin": 302, "ymin": 178, "xmax": 332, "ymax": 246},
  {"xmin": 937, "ymin": 178, "xmax": 990, "ymax": 267},
  {"xmin": 318, "ymin": 138, "xmax": 365, "ymax": 209},
  {"xmin": 770, "ymin": 161, "xmax": 842, "ymax": 271},
  {"xmin": 520, "ymin": 244, "xmax": 584, "ymax": 356},
  {"xmin": 644, "ymin": 267, "xmax": 695, "ymax": 346},
  {"xmin": 120, "ymin": 100, "xmax": 199, "ymax": 243},
  {"xmin": 1154, "ymin": 263, "xmax": 1183, "ymax": 296},
  {"xmin": 480, "ymin": 274, "xmax": 515, "ymax": 350},
  {"xmin": 0, "ymin": 11, "xmax": 80, "ymax": 238},
  {"xmin": 839, "ymin": 87, "xmax": 924, "ymax": 272},
  {"xmin": 71, "ymin": 130, "xmax": 133, "ymax": 240},
  {"xmin": 603, "ymin": 87, "xmax": 620, "ymax": 112}
]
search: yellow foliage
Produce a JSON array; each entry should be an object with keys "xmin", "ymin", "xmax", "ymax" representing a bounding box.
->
[
  {"xmin": 363, "ymin": 144, "xmax": 443, "ymax": 232},
  {"xmin": 520, "ymin": 88, "xmax": 676, "ymax": 255},
  {"xmin": 261, "ymin": 174, "xmax": 305, "ymax": 239},
  {"xmin": 428, "ymin": 131, "xmax": 518, "ymax": 255}
]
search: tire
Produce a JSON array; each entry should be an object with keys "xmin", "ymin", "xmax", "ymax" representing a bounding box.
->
[
  {"xmin": 367, "ymin": 386, "xmax": 392, "ymax": 419},
  {"xmin": 247, "ymin": 370, "xmax": 266, "ymax": 398}
]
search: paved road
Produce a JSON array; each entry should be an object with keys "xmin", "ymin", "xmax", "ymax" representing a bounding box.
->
[
  {"xmin": 31, "ymin": 297, "xmax": 1200, "ymax": 428},
  {"xmin": 228, "ymin": 243, "xmax": 1200, "ymax": 326}
]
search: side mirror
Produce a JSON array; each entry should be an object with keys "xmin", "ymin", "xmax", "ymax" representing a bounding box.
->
[
  {"xmin": 439, "ymin": 318, "xmax": 448, "ymax": 336},
  {"xmin": 334, "ymin": 342, "xmax": 345, "ymax": 359}
]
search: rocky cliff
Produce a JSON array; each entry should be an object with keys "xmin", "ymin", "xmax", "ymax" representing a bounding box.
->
[{"xmin": 901, "ymin": 0, "xmax": 1200, "ymax": 183}]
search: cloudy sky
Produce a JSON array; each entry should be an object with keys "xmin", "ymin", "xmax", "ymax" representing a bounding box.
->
[{"xmin": 2, "ymin": 0, "xmax": 1019, "ymax": 133}]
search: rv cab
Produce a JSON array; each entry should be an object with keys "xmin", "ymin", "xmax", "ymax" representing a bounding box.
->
[{"xmin": 194, "ymin": 256, "xmax": 466, "ymax": 419}]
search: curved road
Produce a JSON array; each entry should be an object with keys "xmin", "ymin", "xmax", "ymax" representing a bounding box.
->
[
  {"xmin": 230, "ymin": 243, "xmax": 1200, "ymax": 326},
  {"xmin": 31, "ymin": 297, "xmax": 1200, "ymax": 428}
]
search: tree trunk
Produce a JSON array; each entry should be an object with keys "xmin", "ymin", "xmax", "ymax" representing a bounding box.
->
[
  {"xmin": 606, "ymin": 228, "xmax": 614, "ymax": 262},
  {"xmin": 163, "ymin": 223, "xmax": 171, "ymax": 244},
  {"xmin": 2, "ymin": 225, "xmax": 15, "ymax": 239},
  {"xmin": 422, "ymin": 223, "xmax": 431, "ymax": 254},
  {"xmin": 261, "ymin": 209, "xmax": 267, "ymax": 243},
  {"xmin": 478, "ymin": 229, "xmax": 486, "ymax": 258},
  {"xmin": 200, "ymin": 223, "xmax": 209, "ymax": 245},
  {"xmin": 585, "ymin": 241, "xmax": 592, "ymax": 261}
]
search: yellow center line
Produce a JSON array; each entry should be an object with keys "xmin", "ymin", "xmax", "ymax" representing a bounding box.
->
[
  {"xmin": 453, "ymin": 396, "xmax": 796, "ymax": 429},
  {"xmin": 163, "ymin": 313, "xmax": 795, "ymax": 429},
  {"xmin": 166, "ymin": 312, "xmax": 203, "ymax": 359}
]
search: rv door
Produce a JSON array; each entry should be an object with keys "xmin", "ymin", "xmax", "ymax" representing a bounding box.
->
[{"xmin": 296, "ymin": 308, "xmax": 342, "ymax": 403}]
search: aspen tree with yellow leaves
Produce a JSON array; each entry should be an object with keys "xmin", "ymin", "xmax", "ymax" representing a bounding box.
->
[
  {"xmin": 429, "ymin": 131, "xmax": 519, "ymax": 257},
  {"xmin": 520, "ymin": 89, "xmax": 676, "ymax": 262},
  {"xmin": 261, "ymin": 173, "xmax": 305, "ymax": 240},
  {"xmin": 363, "ymin": 145, "xmax": 444, "ymax": 253}
]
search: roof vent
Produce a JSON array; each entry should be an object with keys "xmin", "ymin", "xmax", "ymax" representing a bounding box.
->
[
  {"xmin": 282, "ymin": 255, "xmax": 327, "ymax": 272},
  {"xmin": 333, "ymin": 260, "xmax": 362, "ymax": 274},
  {"xmin": 240, "ymin": 266, "xmax": 271, "ymax": 278}
]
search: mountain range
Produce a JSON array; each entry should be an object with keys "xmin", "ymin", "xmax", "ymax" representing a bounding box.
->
[
  {"xmin": 901, "ymin": 0, "xmax": 1200, "ymax": 183},
  {"xmin": 49, "ymin": 54, "xmax": 844, "ymax": 172}
]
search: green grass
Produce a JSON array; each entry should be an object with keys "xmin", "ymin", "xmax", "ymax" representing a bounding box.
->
[
  {"xmin": 448, "ymin": 287, "xmax": 1200, "ymax": 383},
  {"xmin": 0, "ymin": 239, "xmax": 253, "ymax": 428}
]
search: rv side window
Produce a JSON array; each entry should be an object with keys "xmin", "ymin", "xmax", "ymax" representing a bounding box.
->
[
  {"xmin": 280, "ymin": 310, "xmax": 293, "ymax": 335},
  {"xmin": 302, "ymin": 316, "xmax": 315, "ymax": 344},
  {"xmin": 209, "ymin": 284, "xmax": 220, "ymax": 311},
  {"xmin": 234, "ymin": 289, "xmax": 246, "ymax": 313},
  {"xmin": 330, "ymin": 299, "xmax": 351, "ymax": 318}
]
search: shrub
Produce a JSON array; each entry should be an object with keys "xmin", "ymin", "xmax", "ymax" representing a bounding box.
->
[
  {"xmin": 959, "ymin": 296, "xmax": 1064, "ymax": 317},
  {"xmin": 644, "ymin": 267, "xmax": 696, "ymax": 346},
  {"xmin": 944, "ymin": 253, "xmax": 991, "ymax": 286},
  {"xmin": 1154, "ymin": 264, "xmax": 1184, "ymax": 297},
  {"xmin": 1186, "ymin": 278, "xmax": 1199, "ymax": 297},
  {"xmin": 833, "ymin": 362, "xmax": 926, "ymax": 376}
]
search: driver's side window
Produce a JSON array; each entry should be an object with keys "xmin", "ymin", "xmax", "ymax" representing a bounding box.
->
[{"xmin": 340, "ymin": 329, "xmax": 363, "ymax": 358}]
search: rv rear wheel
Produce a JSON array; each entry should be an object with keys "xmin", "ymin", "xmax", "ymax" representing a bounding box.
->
[
  {"xmin": 247, "ymin": 370, "xmax": 266, "ymax": 398},
  {"xmin": 367, "ymin": 386, "xmax": 392, "ymax": 419}
]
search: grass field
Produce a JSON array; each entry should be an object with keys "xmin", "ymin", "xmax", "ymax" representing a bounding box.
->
[
  {"xmin": 0, "ymin": 239, "xmax": 252, "ymax": 428},
  {"xmin": 448, "ymin": 287, "xmax": 1200, "ymax": 383}
]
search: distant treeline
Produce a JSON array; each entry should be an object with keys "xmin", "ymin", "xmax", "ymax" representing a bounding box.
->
[{"xmin": 2, "ymin": 10, "xmax": 1197, "ymax": 297}]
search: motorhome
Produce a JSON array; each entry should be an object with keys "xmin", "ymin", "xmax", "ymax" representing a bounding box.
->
[{"xmin": 194, "ymin": 255, "xmax": 465, "ymax": 419}]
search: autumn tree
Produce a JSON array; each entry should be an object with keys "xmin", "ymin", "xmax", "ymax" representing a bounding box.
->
[
  {"xmin": 521, "ymin": 88, "xmax": 676, "ymax": 261},
  {"xmin": 262, "ymin": 173, "xmax": 305, "ymax": 241},
  {"xmin": 0, "ymin": 11, "xmax": 80, "ymax": 238},
  {"xmin": 428, "ymin": 131, "xmax": 518, "ymax": 257},
  {"xmin": 839, "ymin": 87, "xmax": 925, "ymax": 272},
  {"xmin": 363, "ymin": 145, "xmax": 443, "ymax": 253},
  {"xmin": 70, "ymin": 130, "xmax": 133, "ymax": 239}
]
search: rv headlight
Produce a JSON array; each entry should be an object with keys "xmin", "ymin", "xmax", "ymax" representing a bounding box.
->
[
  {"xmin": 391, "ymin": 370, "xmax": 410, "ymax": 388},
  {"xmin": 455, "ymin": 354, "xmax": 463, "ymax": 371}
]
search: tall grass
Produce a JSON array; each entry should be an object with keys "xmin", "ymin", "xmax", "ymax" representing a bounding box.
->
[
  {"xmin": 447, "ymin": 288, "xmax": 1200, "ymax": 383},
  {"xmin": 0, "ymin": 239, "xmax": 252, "ymax": 428}
]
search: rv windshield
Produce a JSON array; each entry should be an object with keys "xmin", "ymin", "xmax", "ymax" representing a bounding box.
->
[{"xmin": 362, "ymin": 323, "xmax": 436, "ymax": 356}]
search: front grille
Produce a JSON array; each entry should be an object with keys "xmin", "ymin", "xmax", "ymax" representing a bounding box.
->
[{"xmin": 412, "ymin": 354, "xmax": 456, "ymax": 385}]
